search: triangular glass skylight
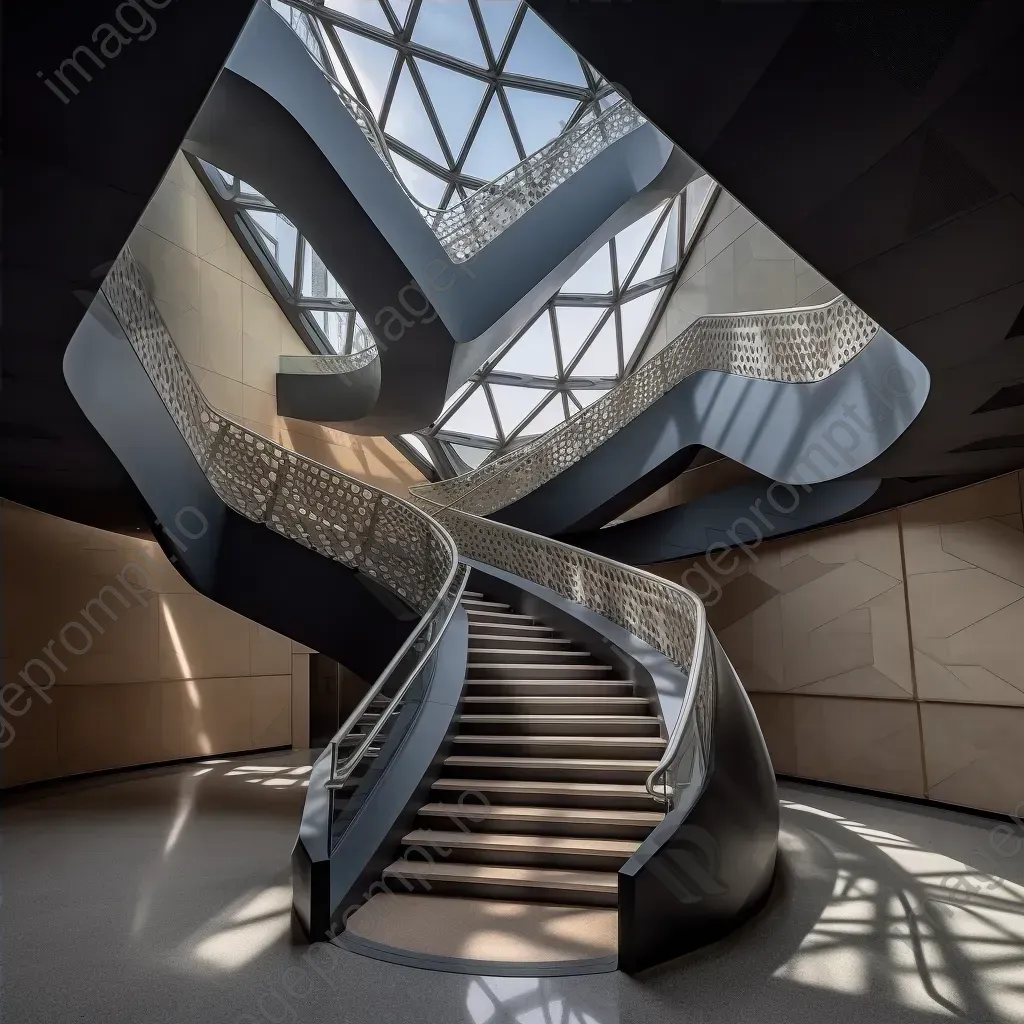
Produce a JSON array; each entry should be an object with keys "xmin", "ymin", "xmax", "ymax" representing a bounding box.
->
[
  {"xmin": 415, "ymin": 58, "xmax": 487, "ymax": 157},
  {"xmin": 411, "ymin": 0, "xmax": 487, "ymax": 68},
  {"xmin": 560, "ymin": 244, "xmax": 613, "ymax": 295},
  {"xmin": 335, "ymin": 28, "xmax": 398, "ymax": 117},
  {"xmin": 620, "ymin": 288, "xmax": 666, "ymax": 364},
  {"xmin": 386, "ymin": 0, "xmax": 411, "ymax": 28},
  {"xmin": 520, "ymin": 394, "xmax": 568, "ymax": 436},
  {"xmin": 301, "ymin": 244, "xmax": 347, "ymax": 300},
  {"xmin": 326, "ymin": 1, "xmax": 392, "ymax": 33},
  {"xmin": 385, "ymin": 63, "xmax": 445, "ymax": 163},
  {"xmin": 442, "ymin": 380, "xmax": 472, "ymax": 415},
  {"xmin": 479, "ymin": 0, "xmax": 520, "ymax": 59},
  {"xmin": 685, "ymin": 174, "xmax": 715, "ymax": 247},
  {"xmin": 614, "ymin": 205, "xmax": 665, "ymax": 284},
  {"xmin": 555, "ymin": 306, "xmax": 605, "ymax": 367},
  {"xmin": 572, "ymin": 318, "xmax": 618, "ymax": 377},
  {"xmin": 571, "ymin": 389, "xmax": 607, "ymax": 410},
  {"xmin": 504, "ymin": 87, "xmax": 579, "ymax": 157},
  {"xmin": 442, "ymin": 386, "xmax": 498, "ymax": 439},
  {"xmin": 390, "ymin": 152, "xmax": 447, "ymax": 207},
  {"xmin": 452, "ymin": 443, "xmax": 491, "ymax": 469},
  {"xmin": 494, "ymin": 314, "xmax": 558, "ymax": 376},
  {"xmin": 247, "ymin": 210, "xmax": 298, "ymax": 286},
  {"xmin": 461, "ymin": 93, "xmax": 520, "ymax": 181},
  {"xmin": 489, "ymin": 383, "xmax": 544, "ymax": 436},
  {"xmin": 400, "ymin": 432, "xmax": 432, "ymax": 462},
  {"xmin": 505, "ymin": 9, "xmax": 587, "ymax": 86},
  {"xmin": 631, "ymin": 218, "xmax": 672, "ymax": 285}
]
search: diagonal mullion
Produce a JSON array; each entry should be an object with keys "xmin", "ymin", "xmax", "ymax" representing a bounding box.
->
[{"xmin": 405, "ymin": 55, "xmax": 458, "ymax": 172}]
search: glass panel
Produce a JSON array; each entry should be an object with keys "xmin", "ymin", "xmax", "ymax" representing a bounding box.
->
[
  {"xmin": 442, "ymin": 386, "xmax": 498, "ymax": 439},
  {"xmin": 489, "ymin": 383, "xmax": 544, "ymax": 435},
  {"xmin": 630, "ymin": 218, "xmax": 672, "ymax": 285},
  {"xmin": 238, "ymin": 179, "xmax": 266, "ymax": 201},
  {"xmin": 559, "ymin": 244, "xmax": 613, "ymax": 295},
  {"xmin": 461, "ymin": 93, "xmax": 519, "ymax": 181},
  {"xmin": 519, "ymin": 394, "xmax": 567, "ymax": 436},
  {"xmin": 411, "ymin": 0, "xmax": 486, "ymax": 67},
  {"xmin": 441, "ymin": 381, "xmax": 472, "ymax": 416},
  {"xmin": 326, "ymin": 1, "xmax": 392, "ymax": 32},
  {"xmin": 494, "ymin": 313, "xmax": 558, "ymax": 376},
  {"xmin": 247, "ymin": 210, "xmax": 298, "ymax": 287},
  {"xmin": 400, "ymin": 433, "xmax": 433, "ymax": 463},
  {"xmin": 301, "ymin": 245, "xmax": 347, "ymax": 300},
  {"xmin": 391, "ymin": 152, "xmax": 447, "ymax": 208},
  {"xmin": 572, "ymin": 318, "xmax": 618, "ymax": 377},
  {"xmin": 415, "ymin": 58, "xmax": 488, "ymax": 157},
  {"xmin": 504, "ymin": 87, "xmax": 579, "ymax": 156},
  {"xmin": 571, "ymin": 388, "xmax": 608, "ymax": 410},
  {"xmin": 451, "ymin": 443, "xmax": 490, "ymax": 469},
  {"xmin": 614, "ymin": 205, "xmax": 665, "ymax": 283},
  {"xmin": 308, "ymin": 310, "xmax": 351, "ymax": 353},
  {"xmin": 555, "ymin": 306, "xmax": 605, "ymax": 367},
  {"xmin": 352, "ymin": 313, "xmax": 375, "ymax": 351},
  {"xmin": 684, "ymin": 174, "xmax": 715, "ymax": 248},
  {"xmin": 620, "ymin": 287, "xmax": 665, "ymax": 363},
  {"xmin": 505, "ymin": 9, "xmax": 586, "ymax": 86},
  {"xmin": 336, "ymin": 28, "xmax": 398, "ymax": 117},
  {"xmin": 478, "ymin": 0, "xmax": 520, "ymax": 57},
  {"xmin": 385, "ymin": 63, "xmax": 445, "ymax": 163},
  {"xmin": 387, "ymin": 0, "xmax": 412, "ymax": 29}
]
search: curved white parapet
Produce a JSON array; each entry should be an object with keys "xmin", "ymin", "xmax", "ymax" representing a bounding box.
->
[{"xmin": 412, "ymin": 297, "xmax": 930, "ymax": 521}]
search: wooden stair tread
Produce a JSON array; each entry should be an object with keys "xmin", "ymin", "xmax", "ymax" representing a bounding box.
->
[
  {"xmin": 402, "ymin": 829, "xmax": 640, "ymax": 856},
  {"xmin": 382, "ymin": 861, "xmax": 618, "ymax": 893},
  {"xmin": 418, "ymin": 802, "xmax": 664, "ymax": 827}
]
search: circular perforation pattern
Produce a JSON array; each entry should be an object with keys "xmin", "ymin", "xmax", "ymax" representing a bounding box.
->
[
  {"xmin": 413, "ymin": 297, "xmax": 879, "ymax": 515},
  {"xmin": 102, "ymin": 248, "xmax": 455, "ymax": 615}
]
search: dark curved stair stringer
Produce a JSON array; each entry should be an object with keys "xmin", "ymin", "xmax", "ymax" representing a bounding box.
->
[
  {"xmin": 183, "ymin": 1, "xmax": 695, "ymax": 433},
  {"xmin": 64, "ymin": 286, "xmax": 426, "ymax": 686}
]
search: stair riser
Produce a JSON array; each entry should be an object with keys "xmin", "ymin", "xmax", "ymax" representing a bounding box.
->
[
  {"xmin": 467, "ymin": 650, "xmax": 596, "ymax": 665},
  {"xmin": 430, "ymin": 783, "xmax": 662, "ymax": 811},
  {"xmin": 416, "ymin": 811, "xmax": 658, "ymax": 841},
  {"xmin": 381, "ymin": 873, "xmax": 616, "ymax": 909},
  {"xmin": 467, "ymin": 623, "xmax": 556, "ymax": 639},
  {"xmin": 462, "ymin": 698, "xmax": 647, "ymax": 715},
  {"xmin": 467, "ymin": 635, "xmax": 569, "ymax": 651},
  {"xmin": 465, "ymin": 611, "xmax": 537, "ymax": 625},
  {"xmin": 442, "ymin": 762, "xmax": 653, "ymax": 784},
  {"xmin": 467, "ymin": 665, "xmax": 614, "ymax": 680},
  {"xmin": 452, "ymin": 738, "xmax": 665, "ymax": 758},
  {"xmin": 464, "ymin": 681, "xmax": 635, "ymax": 697},
  {"xmin": 457, "ymin": 718, "xmax": 662, "ymax": 737},
  {"xmin": 399, "ymin": 843, "xmax": 630, "ymax": 873}
]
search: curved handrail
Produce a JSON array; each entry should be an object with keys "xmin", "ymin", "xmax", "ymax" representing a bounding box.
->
[
  {"xmin": 327, "ymin": 562, "xmax": 469, "ymax": 791},
  {"xmin": 269, "ymin": 1, "xmax": 645, "ymax": 262},
  {"xmin": 102, "ymin": 248, "xmax": 465, "ymax": 805},
  {"xmin": 413, "ymin": 493, "xmax": 716, "ymax": 806},
  {"xmin": 279, "ymin": 349, "xmax": 378, "ymax": 375},
  {"xmin": 412, "ymin": 295, "xmax": 879, "ymax": 514}
]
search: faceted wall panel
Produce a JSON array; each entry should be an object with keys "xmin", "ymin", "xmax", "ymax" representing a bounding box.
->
[{"xmin": 903, "ymin": 474, "xmax": 1024, "ymax": 706}]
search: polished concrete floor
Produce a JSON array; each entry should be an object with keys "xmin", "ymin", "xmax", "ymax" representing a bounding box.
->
[{"xmin": 4, "ymin": 749, "xmax": 1023, "ymax": 1024}]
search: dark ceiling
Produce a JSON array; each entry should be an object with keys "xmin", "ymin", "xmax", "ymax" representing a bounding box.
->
[
  {"xmin": 1, "ymin": 0, "xmax": 255, "ymax": 532},
  {"xmin": 532, "ymin": 0, "xmax": 1024, "ymax": 505}
]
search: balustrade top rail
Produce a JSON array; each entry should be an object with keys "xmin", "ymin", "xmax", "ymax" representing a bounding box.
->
[{"xmin": 412, "ymin": 296, "xmax": 879, "ymax": 515}]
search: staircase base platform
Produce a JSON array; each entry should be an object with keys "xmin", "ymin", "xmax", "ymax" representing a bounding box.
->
[{"xmin": 341, "ymin": 894, "xmax": 617, "ymax": 973}]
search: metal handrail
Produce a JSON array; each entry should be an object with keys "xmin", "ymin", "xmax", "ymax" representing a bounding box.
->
[
  {"xmin": 413, "ymin": 495, "xmax": 713, "ymax": 808},
  {"xmin": 326, "ymin": 563, "xmax": 469, "ymax": 790}
]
